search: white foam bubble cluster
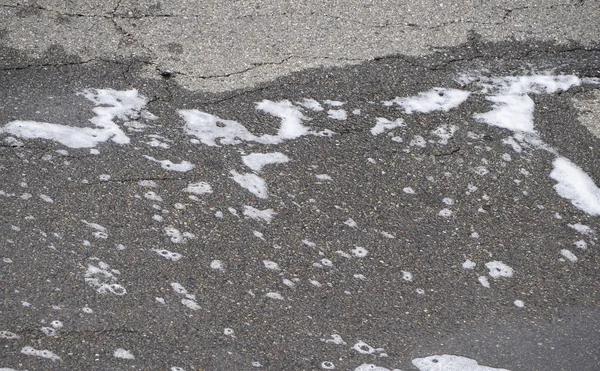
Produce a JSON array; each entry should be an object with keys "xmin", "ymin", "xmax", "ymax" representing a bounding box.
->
[
  {"xmin": 21, "ymin": 346, "xmax": 61, "ymax": 361},
  {"xmin": 84, "ymin": 261, "xmax": 126, "ymax": 296},
  {"xmin": 412, "ymin": 354, "xmax": 510, "ymax": 371},
  {"xmin": 1, "ymin": 89, "xmax": 150, "ymax": 148},
  {"xmin": 384, "ymin": 88, "xmax": 470, "ymax": 114}
]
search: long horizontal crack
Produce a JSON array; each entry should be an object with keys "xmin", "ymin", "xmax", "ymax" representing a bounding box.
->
[
  {"xmin": 162, "ymin": 54, "xmax": 364, "ymax": 81},
  {"xmin": 0, "ymin": 58, "xmax": 151, "ymax": 72},
  {"xmin": 0, "ymin": 59, "xmax": 94, "ymax": 71}
]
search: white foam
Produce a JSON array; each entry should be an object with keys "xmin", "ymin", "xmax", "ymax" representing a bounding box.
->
[
  {"xmin": 40, "ymin": 327, "xmax": 56, "ymax": 336},
  {"xmin": 462, "ymin": 260, "xmax": 476, "ymax": 269},
  {"xmin": 324, "ymin": 334, "xmax": 346, "ymax": 345},
  {"xmin": 513, "ymin": 300, "xmax": 525, "ymax": 308},
  {"xmin": 371, "ymin": 117, "xmax": 405, "ymax": 136},
  {"xmin": 385, "ymin": 88, "xmax": 470, "ymax": 114},
  {"xmin": 184, "ymin": 182, "xmax": 213, "ymax": 195},
  {"xmin": 152, "ymin": 249, "xmax": 183, "ymax": 261},
  {"xmin": 478, "ymin": 276, "xmax": 490, "ymax": 288},
  {"xmin": 255, "ymin": 100, "xmax": 310, "ymax": 142},
  {"xmin": 282, "ymin": 278, "xmax": 295, "ymax": 287},
  {"xmin": 402, "ymin": 271, "xmax": 413, "ymax": 282},
  {"xmin": 560, "ymin": 249, "xmax": 578, "ymax": 262},
  {"xmin": 84, "ymin": 261, "xmax": 126, "ymax": 295},
  {"xmin": 81, "ymin": 220, "xmax": 107, "ymax": 233},
  {"xmin": 352, "ymin": 341, "xmax": 385, "ymax": 355},
  {"xmin": 438, "ymin": 209, "xmax": 453, "ymax": 217},
  {"xmin": 410, "ymin": 135, "xmax": 427, "ymax": 147},
  {"xmin": 181, "ymin": 299, "xmax": 201, "ymax": 310},
  {"xmin": 482, "ymin": 74, "xmax": 580, "ymax": 95},
  {"xmin": 321, "ymin": 361, "xmax": 335, "ymax": 369},
  {"xmin": 412, "ymin": 354, "xmax": 510, "ymax": 371},
  {"xmin": 355, "ymin": 365, "xmax": 400, "ymax": 371},
  {"xmin": 263, "ymin": 260, "xmax": 280, "ymax": 271},
  {"xmin": 171, "ymin": 282, "xmax": 188, "ymax": 295},
  {"xmin": 302, "ymin": 239, "xmax": 317, "ymax": 248},
  {"xmin": 138, "ymin": 180, "xmax": 157, "ymax": 187},
  {"xmin": 1, "ymin": 89, "xmax": 149, "ymax": 148},
  {"xmin": 230, "ymin": 171, "xmax": 269, "ymax": 199},
  {"xmin": 143, "ymin": 156, "xmax": 195, "ymax": 172},
  {"xmin": 474, "ymin": 94, "xmax": 535, "ymax": 133},
  {"xmin": 113, "ymin": 348, "xmax": 135, "ymax": 360},
  {"xmin": 164, "ymin": 227, "xmax": 195, "ymax": 244},
  {"xmin": 298, "ymin": 98, "xmax": 324, "ymax": 111},
  {"xmin": 144, "ymin": 191, "xmax": 163, "ymax": 202},
  {"xmin": 21, "ymin": 346, "xmax": 61, "ymax": 361},
  {"xmin": 39, "ymin": 194, "xmax": 54, "ymax": 203},
  {"xmin": 179, "ymin": 110, "xmax": 257, "ymax": 146},
  {"xmin": 316, "ymin": 174, "xmax": 332, "ymax": 181},
  {"xmin": 351, "ymin": 246, "xmax": 368, "ymax": 258},
  {"xmin": 224, "ymin": 328, "xmax": 235, "ymax": 336},
  {"xmin": 243, "ymin": 206, "xmax": 277, "ymax": 223},
  {"xmin": 310, "ymin": 280, "xmax": 322, "ymax": 287},
  {"xmin": 171, "ymin": 283, "xmax": 201, "ymax": 309},
  {"xmin": 485, "ymin": 261, "xmax": 513, "ymax": 279},
  {"xmin": 431, "ymin": 124, "xmax": 458, "ymax": 144},
  {"xmin": 568, "ymin": 223, "xmax": 593, "ymax": 234},
  {"xmin": 324, "ymin": 100, "xmax": 345, "ymax": 107},
  {"xmin": 550, "ymin": 157, "xmax": 600, "ymax": 215},
  {"xmin": 242, "ymin": 152, "xmax": 289, "ymax": 173},
  {"xmin": 0, "ymin": 331, "xmax": 19, "ymax": 339},
  {"xmin": 265, "ymin": 292, "xmax": 284, "ymax": 300},
  {"xmin": 403, "ymin": 187, "xmax": 415, "ymax": 194},
  {"xmin": 337, "ymin": 250, "xmax": 352, "ymax": 258},
  {"xmin": 320, "ymin": 259, "xmax": 334, "ymax": 267},
  {"xmin": 574, "ymin": 240, "xmax": 588, "ymax": 250},
  {"xmin": 472, "ymin": 166, "xmax": 489, "ymax": 176},
  {"xmin": 473, "ymin": 74, "xmax": 581, "ymax": 134},
  {"xmin": 327, "ymin": 109, "xmax": 347, "ymax": 120},
  {"xmin": 442, "ymin": 198, "xmax": 454, "ymax": 205},
  {"xmin": 381, "ymin": 231, "xmax": 395, "ymax": 239},
  {"xmin": 210, "ymin": 260, "xmax": 224, "ymax": 271},
  {"xmin": 344, "ymin": 218, "xmax": 358, "ymax": 228}
]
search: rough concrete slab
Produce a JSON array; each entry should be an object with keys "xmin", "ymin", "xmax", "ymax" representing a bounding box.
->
[{"xmin": 1, "ymin": 1, "xmax": 599, "ymax": 92}]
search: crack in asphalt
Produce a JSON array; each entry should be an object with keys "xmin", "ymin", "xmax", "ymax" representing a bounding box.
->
[
  {"xmin": 0, "ymin": 59, "xmax": 101, "ymax": 71},
  {"xmin": 2, "ymin": 2, "xmax": 598, "ymax": 85}
]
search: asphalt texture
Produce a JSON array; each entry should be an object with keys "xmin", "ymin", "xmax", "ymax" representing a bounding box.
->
[
  {"xmin": 1, "ymin": 3, "xmax": 600, "ymax": 371},
  {"xmin": 1, "ymin": 0, "xmax": 599, "ymax": 92}
]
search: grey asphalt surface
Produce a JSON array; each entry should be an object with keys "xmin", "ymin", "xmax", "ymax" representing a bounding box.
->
[{"xmin": 1, "ymin": 1, "xmax": 600, "ymax": 371}]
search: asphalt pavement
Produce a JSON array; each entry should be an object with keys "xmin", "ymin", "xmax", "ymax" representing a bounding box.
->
[{"xmin": 1, "ymin": 1, "xmax": 600, "ymax": 371}]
